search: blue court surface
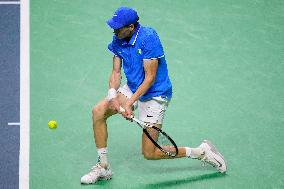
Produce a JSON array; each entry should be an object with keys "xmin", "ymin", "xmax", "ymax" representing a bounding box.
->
[{"xmin": 0, "ymin": 2, "xmax": 20, "ymax": 189}]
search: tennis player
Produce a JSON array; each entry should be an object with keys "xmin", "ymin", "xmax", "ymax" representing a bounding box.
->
[{"xmin": 81, "ymin": 7, "xmax": 227, "ymax": 184}]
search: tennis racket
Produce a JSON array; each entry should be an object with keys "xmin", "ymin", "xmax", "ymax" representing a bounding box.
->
[{"xmin": 119, "ymin": 107, "xmax": 178, "ymax": 157}]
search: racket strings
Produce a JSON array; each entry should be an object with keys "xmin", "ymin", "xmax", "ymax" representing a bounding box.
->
[
  {"xmin": 158, "ymin": 134, "xmax": 172, "ymax": 146},
  {"xmin": 143, "ymin": 126, "xmax": 178, "ymax": 157},
  {"xmin": 157, "ymin": 133, "xmax": 177, "ymax": 155}
]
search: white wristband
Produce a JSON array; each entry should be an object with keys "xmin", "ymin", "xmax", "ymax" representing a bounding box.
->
[{"xmin": 107, "ymin": 88, "xmax": 117, "ymax": 100}]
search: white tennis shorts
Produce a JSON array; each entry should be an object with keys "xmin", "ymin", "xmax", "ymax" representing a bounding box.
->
[{"xmin": 117, "ymin": 84, "xmax": 169, "ymax": 124}]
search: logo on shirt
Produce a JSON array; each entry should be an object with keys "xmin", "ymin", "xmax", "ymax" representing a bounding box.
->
[{"xmin": 137, "ymin": 49, "xmax": 142, "ymax": 55}]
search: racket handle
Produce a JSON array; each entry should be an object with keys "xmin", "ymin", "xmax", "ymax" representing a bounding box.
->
[
  {"xmin": 119, "ymin": 107, "xmax": 147, "ymax": 128},
  {"xmin": 119, "ymin": 106, "xmax": 135, "ymax": 119},
  {"xmin": 119, "ymin": 106, "xmax": 125, "ymax": 112}
]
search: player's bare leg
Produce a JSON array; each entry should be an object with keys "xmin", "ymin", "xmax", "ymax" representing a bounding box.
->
[
  {"xmin": 141, "ymin": 124, "xmax": 204, "ymax": 160},
  {"xmin": 81, "ymin": 93, "xmax": 128, "ymax": 184},
  {"xmin": 92, "ymin": 93, "xmax": 128, "ymax": 165},
  {"xmin": 92, "ymin": 99, "xmax": 114, "ymax": 149},
  {"xmin": 141, "ymin": 124, "xmax": 227, "ymax": 173}
]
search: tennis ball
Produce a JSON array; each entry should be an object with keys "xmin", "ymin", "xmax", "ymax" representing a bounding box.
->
[{"xmin": 48, "ymin": 120, "xmax": 57, "ymax": 129}]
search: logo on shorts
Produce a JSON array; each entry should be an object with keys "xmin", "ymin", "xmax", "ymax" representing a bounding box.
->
[{"xmin": 137, "ymin": 49, "xmax": 142, "ymax": 55}]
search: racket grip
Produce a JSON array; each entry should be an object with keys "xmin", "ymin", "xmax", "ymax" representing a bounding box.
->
[
  {"xmin": 119, "ymin": 106, "xmax": 125, "ymax": 112},
  {"xmin": 119, "ymin": 106, "xmax": 134, "ymax": 119}
]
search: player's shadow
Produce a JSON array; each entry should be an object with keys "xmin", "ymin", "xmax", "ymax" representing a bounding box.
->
[
  {"xmin": 139, "ymin": 163, "xmax": 218, "ymax": 174},
  {"xmin": 142, "ymin": 172, "xmax": 226, "ymax": 188}
]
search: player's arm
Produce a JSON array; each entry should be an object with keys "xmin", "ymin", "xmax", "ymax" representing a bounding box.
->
[
  {"xmin": 107, "ymin": 55, "xmax": 122, "ymax": 111},
  {"xmin": 109, "ymin": 55, "xmax": 122, "ymax": 90},
  {"xmin": 130, "ymin": 59, "xmax": 158, "ymax": 102},
  {"xmin": 122, "ymin": 59, "xmax": 158, "ymax": 117}
]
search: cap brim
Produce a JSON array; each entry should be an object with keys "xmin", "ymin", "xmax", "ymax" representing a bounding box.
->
[{"xmin": 106, "ymin": 18, "xmax": 123, "ymax": 29}]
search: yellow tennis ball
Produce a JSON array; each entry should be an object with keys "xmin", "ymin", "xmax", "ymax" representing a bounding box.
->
[{"xmin": 48, "ymin": 120, "xmax": 57, "ymax": 129}]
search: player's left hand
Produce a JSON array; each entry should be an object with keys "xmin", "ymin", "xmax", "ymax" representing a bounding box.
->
[{"xmin": 121, "ymin": 100, "xmax": 133, "ymax": 121}]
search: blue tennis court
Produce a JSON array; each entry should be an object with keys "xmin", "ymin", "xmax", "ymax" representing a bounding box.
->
[{"xmin": 0, "ymin": 2, "xmax": 20, "ymax": 189}]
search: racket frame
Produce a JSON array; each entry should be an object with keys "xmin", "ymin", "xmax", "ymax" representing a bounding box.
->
[
  {"xmin": 132, "ymin": 117, "xmax": 179, "ymax": 157},
  {"xmin": 119, "ymin": 106, "xmax": 178, "ymax": 157}
]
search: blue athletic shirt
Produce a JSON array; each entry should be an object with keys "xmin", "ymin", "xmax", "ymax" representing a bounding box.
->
[{"xmin": 108, "ymin": 23, "xmax": 172, "ymax": 101}]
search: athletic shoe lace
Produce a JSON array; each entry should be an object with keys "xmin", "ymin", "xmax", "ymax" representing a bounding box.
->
[
  {"xmin": 200, "ymin": 154, "xmax": 217, "ymax": 168},
  {"xmin": 88, "ymin": 164, "xmax": 102, "ymax": 177}
]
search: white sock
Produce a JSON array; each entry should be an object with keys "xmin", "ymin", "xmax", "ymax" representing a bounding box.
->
[
  {"xmin": 185, "ymin": 147, "xmax": 204, "ymax": 159},
  {"xmin": 97, "ymin": 148, "xmax": 108, "ymax": 166}
]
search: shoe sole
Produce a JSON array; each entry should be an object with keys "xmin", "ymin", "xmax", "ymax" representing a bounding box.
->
[
  {"xmin": 81, "ymin": 177, "xmax": 112, "ymax": 185},
  {"xmin": 98, "ymin": 173, "xmax": 113, "ymax": 181},
  {"xmin": 81, "ymin": 172, "xmax": 113, "ymax": 184},
  {"xmin": 203, "ymin": 140, "xmax": 227, "ymax": 173}
]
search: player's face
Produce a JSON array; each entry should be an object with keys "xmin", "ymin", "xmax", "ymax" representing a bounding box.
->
[{"xmin": 114, "ymin": 24, "xmax": 134, "ymax": 39}]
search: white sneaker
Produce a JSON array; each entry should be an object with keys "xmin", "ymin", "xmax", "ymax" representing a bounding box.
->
[
  {"xmin": 199, "ymin": 140, "xmax": 227, "ymax": 173},
  {"xmin": 81, "ymin": 163, "xmax": 113, "ymax": 184}
]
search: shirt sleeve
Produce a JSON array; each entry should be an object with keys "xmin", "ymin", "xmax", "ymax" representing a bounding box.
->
[
  {"xmin": 108, "ymin": 42, "xmax": 118, "ymax": 56},
  {"xmin": 142, "ymin": 30, "xmax": 165, "ymax": 60},
  {"xmin": 108, "ymin": 36, "xmax": 122, "ymax": 58}
]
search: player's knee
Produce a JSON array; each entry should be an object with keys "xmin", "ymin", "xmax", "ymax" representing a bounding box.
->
[
  {"xmin": 92, "ymin": 104, "xmax": 105, "ymax": 122},
  {"xmin": 92, "ymin": 105, "xmax": 99, "ymax": 117}
]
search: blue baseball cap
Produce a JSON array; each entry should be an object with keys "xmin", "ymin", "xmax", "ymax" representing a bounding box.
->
[{"xmin": 107, "ymin": 7, "xmax": 139, "ymax": 29}]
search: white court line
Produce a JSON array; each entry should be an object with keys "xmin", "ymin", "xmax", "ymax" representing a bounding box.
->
[
  {"xmin": 0, "ymin": 1, "xmax": 20, "ymax": 4},
  {"xmin": 19, "ymin": 0, "xmax": 29, "ymax": 189},
  {"xmin": 8, "ymin": 122, "xmax": 20, "ymax": 126}
]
